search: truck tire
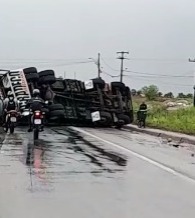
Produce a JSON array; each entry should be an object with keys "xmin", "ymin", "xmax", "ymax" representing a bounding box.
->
[
  {"xmin": 42, "ymin": 108, "xmax": 49, "ymax": 113},
  {"xmin": 49, "ymin": 104, "xmax": 64, "ymax": 111},
  {"xmin": 96, "ymin": 111, "xmax": 113, "ymax": 127},
  {"xmin": 51, "ymin": 79, "xmax": 65, "ymax": 91},
  {"xmin": 39, "ymin": 70, "xmax": 55, "ymax": 78},
  {"xmin": 111, "ymin": 82, "xmax": 126, "ymax": 90},
  {"xmin": 124, "ymin": 86, "xmax": 131, "ymax": 98},
  {"xmin": 23, "ymin": 67, "xmax": 38, "ymax": 75},
  {"xmin": 50, "ymin": 110, "xmax": 65, "ymax": 117},
  {"xmin": 25, "ymin": 73, "xmax": 39, "ymax": 82},
  {"xmin": 38, "ymin": 75, "xmax": 56, "ymax": 85},
  {"xmin": 92, "ymin": 78, "xmax": 105, "ymax": 89},
  {"xmin": 117, "ymin": 114, "xmax": 131, "ymax": 124}
]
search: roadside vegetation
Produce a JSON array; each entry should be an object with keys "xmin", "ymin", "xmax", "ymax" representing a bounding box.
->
[{"xmin": 132, "ymin": 85, "xmax": 195, "ymax": 135}]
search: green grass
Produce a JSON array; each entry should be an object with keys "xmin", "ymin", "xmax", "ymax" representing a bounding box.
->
[{"xmin": 133, "ymin": 96, "xmax": 195, "ymax": 135}]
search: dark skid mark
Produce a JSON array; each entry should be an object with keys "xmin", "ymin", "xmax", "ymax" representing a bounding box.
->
[
  {"xmin": 72, "ymin": 145, "xmax": 103, "ymax": 167},
  {"xmin": 66, "ymin": 128, "xmax": 127, "ymax": 167}
]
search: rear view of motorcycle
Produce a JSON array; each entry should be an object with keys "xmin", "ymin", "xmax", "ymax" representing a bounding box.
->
[
  {"xmin": 32, "ymin": 110, "xmax": 44, "ymax": 140},
  {"xmin": 5, "ymin": 110, "xmax": 18, "ymax": 134}
]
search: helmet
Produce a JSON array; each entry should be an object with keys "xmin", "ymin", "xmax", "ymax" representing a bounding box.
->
[
  {"xmin": 8, "ymin": 91, "xmax": 14, "ymax": 101},
  {"xmin": 33, "ymin": 89, "xmax": 40, "ymax": 95},
  {"xmin": 7, "ymin": 91, "xmax": 13, "ymax": 97},
  {"xmin": 33, "ymin": 89, "xmax": 40, "ymax": 97}
]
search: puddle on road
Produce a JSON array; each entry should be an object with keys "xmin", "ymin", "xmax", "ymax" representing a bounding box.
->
[{"xmin": 0, "ymin": 128, "xmax": 127, "ymax": 192}]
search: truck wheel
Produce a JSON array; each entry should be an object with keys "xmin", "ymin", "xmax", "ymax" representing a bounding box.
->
[
  {"xmin": 111, "ymin": 82, "xmax": 125, "ymax": 90},
  {"xmin": 38, "ymin": 75, "xmax": 56, "ymax": 85},
  {"xmin": 117, "ymin": 114, "xmax": 131, "ymax": 124},
  {"xmin": 96, "ymin": 111, "xmax": 113, "ymax": 127},
  {"xmin": 49, "ymin": 104, "xmax": 64, "ymax": 111},
  {"xmin": 23, "ymin": 67, "xmax": 38, "ymax": 75},
  {"xmin": 92, "ymin": 78, "xmax": 105, "ymax": 89},
  {"xmin": 39, "ymin": 70, "xmax": 55, "ymax": 77},
  {"xmin": 50, "ymin": 110, "xmax": 65, "ymax": 117},
  {"xmin": 25, "ymin": 73, "xmax": 39, "ymax": 82}
]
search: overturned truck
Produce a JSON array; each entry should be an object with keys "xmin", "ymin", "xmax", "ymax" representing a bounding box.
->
[{"xmin": 0, "ymin": 67, "xmax": 133, "ymax": 127}]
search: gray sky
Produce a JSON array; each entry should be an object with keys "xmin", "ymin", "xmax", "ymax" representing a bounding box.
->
[{"xmin": 0, "ymin": 0, "xmax": 195, "ymax": 94}]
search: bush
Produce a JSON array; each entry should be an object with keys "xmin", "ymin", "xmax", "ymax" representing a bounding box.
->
[
  {"xmin": 147, "ymin": 107, "xmax": 195, "ymax": 135},
  {"xmin": 141, "ymin": 85, "xmax": 159, "ymax": 100}
]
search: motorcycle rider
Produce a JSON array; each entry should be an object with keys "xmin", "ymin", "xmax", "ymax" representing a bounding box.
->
[
  {"xmin": 139, "ymin": 102, "xmax": 147, "ymax": 110},
  {"xmin": 3, "ymin": 91, "xmax": 18, "ymax": 128},
  {"xmin": 26, "ymin": 89, "xmax": 46, "ymax": 132}
]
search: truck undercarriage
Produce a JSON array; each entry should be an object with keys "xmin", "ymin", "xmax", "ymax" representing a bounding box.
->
[{"xmin": 0, "ymin": 67, "xmax": 133, "ymax": 127}]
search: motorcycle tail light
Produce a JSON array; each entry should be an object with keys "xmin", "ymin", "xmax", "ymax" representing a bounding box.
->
[{"xmin": 34, "ymin": 112, "xmax": 41, "ymax": 118}]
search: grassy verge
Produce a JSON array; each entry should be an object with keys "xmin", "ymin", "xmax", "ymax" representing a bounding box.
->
[{"xmin": 133, "ymin": 97, "xmax": 195, "ymax": 135}]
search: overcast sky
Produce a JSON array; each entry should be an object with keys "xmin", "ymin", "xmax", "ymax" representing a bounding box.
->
[{"xmin": 0, "ymin": 0, "xmax": 195, "ymax": 94}]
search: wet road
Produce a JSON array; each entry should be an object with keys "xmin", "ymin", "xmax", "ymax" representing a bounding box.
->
[{"xmin": 0, "ymin": 127, "xmax": 195, "ymax": 218}]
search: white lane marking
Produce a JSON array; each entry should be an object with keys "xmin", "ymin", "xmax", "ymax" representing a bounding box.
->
[{"xmin": 72, "ymin": 127, "xmax": 195, "ymax": 184}]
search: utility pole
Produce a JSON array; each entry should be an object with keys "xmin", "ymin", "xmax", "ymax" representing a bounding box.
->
[
  {"xmin": 189, "ymin": 58, "xmax": 195, "ymax": 107},
  {"xmin": 97, "ymin": 53, "xmax": 101, "ymax": 78},
  {"xmin": 117, "ymin": 51, "xmax": 129, "ymax": 82},
  {"xmin": 89, "ymin": 53, "xmax": 101, "ymax": 78}
]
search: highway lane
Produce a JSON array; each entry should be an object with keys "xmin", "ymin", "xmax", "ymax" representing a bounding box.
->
[{"xmin": 0, "ymin": 127, "xmax": 195, "ymax": 218}]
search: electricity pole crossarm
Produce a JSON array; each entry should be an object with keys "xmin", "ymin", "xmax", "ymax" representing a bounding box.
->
[{"xmin": 117, "ymin": 51, "xmax": 129, "ymax": 82}]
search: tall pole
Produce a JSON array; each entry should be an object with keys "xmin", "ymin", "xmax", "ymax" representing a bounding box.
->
[
  {"xmin": 117, "ymin": 51, "xmax": 129, "ymax": 82},
  {"xmin": 98, "ymin": 53, "xmax": 101, "ymax": 78},
  {"xmin": 88, "ymin": 53, "xmax": 101, "ymax": 78},
  {"xmin": 189, "ymin": 58, "xmax": 195, "ymax": 107}
]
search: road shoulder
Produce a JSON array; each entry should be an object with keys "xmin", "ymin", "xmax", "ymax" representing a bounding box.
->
[{"xmin": 124, "ymin": 124, "xmax": 195, "ymax": 145}]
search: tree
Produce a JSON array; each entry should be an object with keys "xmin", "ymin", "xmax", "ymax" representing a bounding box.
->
[
  {"xmin": 158, "ymin": 92, "xmax": 163, "ymax": 97},
  {"xmin": 177, "ymin": 93, "xmax": 186, "ymax": 98},
  {"xmin": 164, "ymin": 92, "xmax": 174, "ymax": 98},
  {"xmin": 186, "ymin": 93, "xmax": 193, "ymax": 98},
  {"xmin": 141, "ymin": 85, "xmax": 159, "ymax": 100}
]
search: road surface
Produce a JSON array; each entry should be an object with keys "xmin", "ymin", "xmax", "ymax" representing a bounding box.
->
[{"xmin": 0, "ymin": 127, "xmax": 195, "ymax": 218}]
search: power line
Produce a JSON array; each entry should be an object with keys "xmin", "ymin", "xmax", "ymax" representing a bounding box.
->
[
  {"xmin": 101, "ymin": 56, "xmax": 192, "ymax": 78},
  {"xmin": 124, "ymin": 76, "xmax": 192, "ymax": 87},
  {"xmin": 102, "ymin": 71, "xmax": 119, "ymax": 78},
  {"xmin": 130, "ymin": 58, "xmax": 187, "ymax": 62},
  {"xmin": 101, "ymin": 57, "xmax": 118, "ymax": 71},
  {"xmin": 0, "ymin": 60, "xmax": 95, "ymax": 69},
  {"xmin": 124, "ymin": 70, "xmax": 193, "ymax": 78},
  {"xmin": 102, "ymin": 70, "xmax": 192, "ymax": 87}
]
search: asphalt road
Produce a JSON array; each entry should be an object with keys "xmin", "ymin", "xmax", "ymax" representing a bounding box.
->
[{"xmin": 0, "ymin": 127, "xmax": 195, "ymax": 218}]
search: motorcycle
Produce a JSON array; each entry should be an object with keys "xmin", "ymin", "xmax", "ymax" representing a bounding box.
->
[
  {"xmin": 5, "ymin": 110, "xmax": 18, "ymax": 134},
  {"xmin": 22, "ymin": 101, "xmax": 48, "ymax": 140},
  {"xmin": 137, "ymin": 109, "xmax": 147, "ymax": 128},
  {"xmin": 32, "ymin": 110, "xmax": 45, "ymax": 140}
]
